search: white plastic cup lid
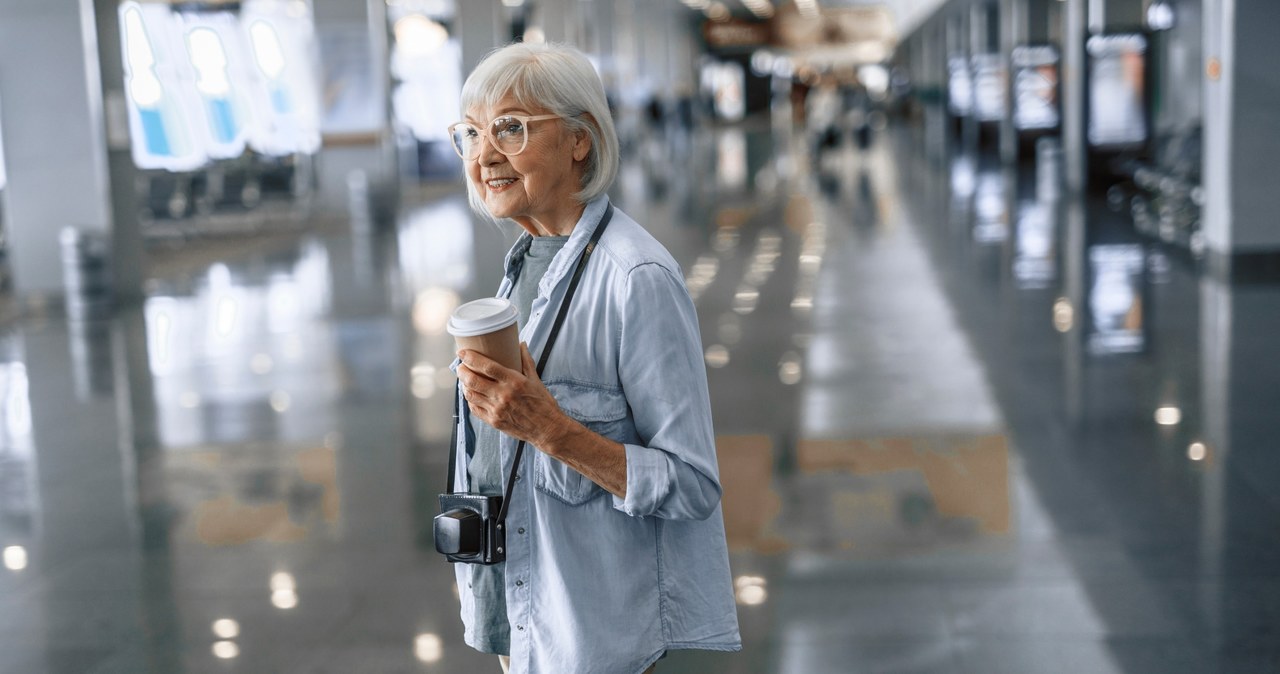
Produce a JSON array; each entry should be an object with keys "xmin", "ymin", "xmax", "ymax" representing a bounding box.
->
[{"xmin": 447, "ymin": 298, "xmax": 518, "ymax": 337}]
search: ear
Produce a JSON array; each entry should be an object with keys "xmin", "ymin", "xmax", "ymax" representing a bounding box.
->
[
  {"xmin": 571, "ymin": 114, "xmax": 595, "ymax": 162},
  {"xmin": 572, "ymin": 127, "xmax": 593, "ymax": 162}
]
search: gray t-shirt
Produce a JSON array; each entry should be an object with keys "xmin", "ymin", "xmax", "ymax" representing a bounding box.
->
[{"xmin": 465, "ymin": 234, "xmax": 568, "ymax": 656}]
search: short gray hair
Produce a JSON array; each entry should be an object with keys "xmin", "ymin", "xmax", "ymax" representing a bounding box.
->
[{"xmin": 459, "ymin": 42, "xmax": 619, "ymax": 218}]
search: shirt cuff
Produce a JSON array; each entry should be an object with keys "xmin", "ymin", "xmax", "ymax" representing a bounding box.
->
[{"xmin": 612, "ymin": 443, "xmax": 672, "ymax": 517}]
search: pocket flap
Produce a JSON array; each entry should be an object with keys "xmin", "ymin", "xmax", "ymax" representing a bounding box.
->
[{"xmin": 545, "ymin": 380, "xmax": 628, "ymax": 423}]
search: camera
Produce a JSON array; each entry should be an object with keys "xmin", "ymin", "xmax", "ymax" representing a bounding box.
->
[{"xmin": 433, "ymin": 493, "xmax": 506, "ymax": 565}]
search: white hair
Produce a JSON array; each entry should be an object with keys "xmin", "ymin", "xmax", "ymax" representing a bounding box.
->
[{"xmin": 459, "ymin": 42, "xmax": 619, "ymax": 219}]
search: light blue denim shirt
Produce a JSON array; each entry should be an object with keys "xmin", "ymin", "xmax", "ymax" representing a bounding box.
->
[{"xmin": 450, "ymin": 196, "xmax": 741, "ymax": 673}]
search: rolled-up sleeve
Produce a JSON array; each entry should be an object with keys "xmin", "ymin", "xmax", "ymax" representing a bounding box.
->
[{"xmin": 611, "ymin": 262, "xmax": 722, "ymax": 520}]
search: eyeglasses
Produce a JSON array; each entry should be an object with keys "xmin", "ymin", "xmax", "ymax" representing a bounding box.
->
[{"xmin": 447, "ymin": 114, "xmax": 562, "ymax": 161}]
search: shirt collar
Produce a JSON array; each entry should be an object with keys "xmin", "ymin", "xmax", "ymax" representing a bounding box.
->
[{"xmin": 501, "ymin": 195, "xmax": 611, "ymax": 296}]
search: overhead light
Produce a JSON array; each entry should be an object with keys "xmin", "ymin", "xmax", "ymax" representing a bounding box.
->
[
  {"xmin": 740, "ymin": 0, "xmax": 774, "ymax": 18},
  {"xmin": 1188, "ymin": 442, "xmax": 1207, "ymax": 461},
  {"xmin": 795, "ymin": 0, "xmax": 820, "ymax": 19},
  {"xmin": 705, "ymin": 1, "xmax": 731, "ymax": 21},
  {"xmin": 1146, "ymin": 1, "xmax": 1175, "ymax": 30}
]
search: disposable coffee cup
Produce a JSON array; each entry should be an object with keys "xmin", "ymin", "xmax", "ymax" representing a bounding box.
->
[{"xmin": 447, "ymin": 298, "xmax": 522, "ymax": 373}]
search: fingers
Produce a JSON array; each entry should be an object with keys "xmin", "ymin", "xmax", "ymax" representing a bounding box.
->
[
  {"xmin": 456, "ymin": 364, "xmax": 493, "ymax": 403},
  {"xmin": 519, "ymin": 342, "xmax": 535, "ymax": 374},
  {"xmin": 458, "ymin": 350, "xmax": 501, "ymax": 383}
]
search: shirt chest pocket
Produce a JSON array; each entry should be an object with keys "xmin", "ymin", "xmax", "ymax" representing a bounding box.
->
[{"xmin": 537, "ymin": 381, "xmax": 631, "ymax": 505}]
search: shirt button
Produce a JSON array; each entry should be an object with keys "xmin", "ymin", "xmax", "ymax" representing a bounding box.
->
[
  {"xmin": 516, "ymin": 580, "xmax": 523, "ymax": 586},
  {"xmin": 517, "ymin": 527, "xmax": 525, "ymax": 534},
  {"xmin": 515, "ymin": 473, "xmax": 522, "ymax": 481},
  {"xmin": 516, "ymin": 624, "xmax": 525, "ymax": 631}
]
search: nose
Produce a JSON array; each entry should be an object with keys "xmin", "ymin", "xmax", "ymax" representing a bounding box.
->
[{"xmin": 477, "ymin": 131, "xmax": 504, "ymax": 165}]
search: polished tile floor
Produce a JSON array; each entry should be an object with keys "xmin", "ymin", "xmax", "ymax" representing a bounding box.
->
[{"xmin": 1, "ymin": 121, "xmax": 1279, "ymax": 673}]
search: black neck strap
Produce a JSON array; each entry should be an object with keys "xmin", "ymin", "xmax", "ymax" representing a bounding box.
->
[{"xmin": 447, "ymin": 205, "xmax": 616, "ymax": 526}]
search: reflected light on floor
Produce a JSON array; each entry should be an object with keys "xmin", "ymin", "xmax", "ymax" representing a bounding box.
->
[
  {"xmin": 152, "ymin": 309, "xmax": 172, "ymax": 371},
  {"xmin": 271, "ymin": 571, "xmax": 295, "ymax": 589},
  {"xmin": 283, "ymin": 334, "xmax": 305, "ymax": 361},
  {"xmin": 270, "ymin": 391, "xmax": 292, "ymax": 413},
  {"xmin": 3, "ymin": 546, "xmax": 27, "ymax": 571},
  {"xmin": 212, "ymin": 618, "xmax": 240, "ymax": 639},
  {"xmin": 250, "ymin": 353, "xmax": 274, "ymax": 375},
  {"xmin": 414, "ymin": 633, "xmax": 443, "ymax": 663},
  {"xmin": 718, "ymin": 313, "xmax": 742, "ymax": 345},
  {"xmin": 413, "ymin": 287, "xmax": 460, "ymax": 336},
  {"xmin": 732, "ymin": 287, "xmax": 759, "ymax": 314},
  {"xmin": 778, "ymin": 351, "xmax": 803, "ymax": 385},
  {"xmin": 705, "ymin": 345, "xmax": 730, "ymax": 368},
  {"xmin": 269, "ymin": 571, "xmax": 297, "ymax": 610},
  {"xmin": 713, "ymin": 229, "xmax": 739, "ymax": 253},
  {"xmin": 1154, "ymin": 406, "xmax": 1182, "ymax": 426},
  {"xmin": 412, "ymin": 364, "xmax": 437, "ymax": 399},
  {"xmin": 216, "ymin": 296, "xmax": 239, "ymax": 337},
  {"xmin": 212, "ymin": 641, "xmax": 240, "ymax": 659},
  {"xmin": 272, "ymin": 589, "xmax": 298, "ymax": 609},
  {"xmin": 685, "ymin": 254, "xmax": 720, "ymax": 302},
  {"xmin": 734, "ymin": 575, "xmax": 768, "ymax": 606},
  {"xmin": 1053, "ymin": 297, "xmax": 1074, "ymax": 332}
]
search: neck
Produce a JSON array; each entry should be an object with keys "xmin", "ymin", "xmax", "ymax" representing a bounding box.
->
[{"xmin": 515, "ymin": 201, "xmax": 588, "ymax": 237}]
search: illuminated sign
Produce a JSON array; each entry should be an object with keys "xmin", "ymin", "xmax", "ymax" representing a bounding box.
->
[
  {"xmin": 119, "ymin": 2, "xmax": 207, "ymax": 171},
  {"xmin": 703, "ymin": 19, "xmax": 772, "ymax": 49},
  {"xmin": 1086, "ymin": 33, "xmax": 1149, "ymax": 148},
  {"xmin": 1012, "ymin": 45, "xmax": 1060, "ymax": 131}
]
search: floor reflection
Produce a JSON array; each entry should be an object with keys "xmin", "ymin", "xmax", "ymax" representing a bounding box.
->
[{"xmin": 1, "ymin": 119, "xmax": 1279, "ymax": 673}]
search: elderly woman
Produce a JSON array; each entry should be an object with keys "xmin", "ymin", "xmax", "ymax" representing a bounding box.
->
[{"xmin": 446, "ymin": 43, "xmax": 740, "ymax": 673}]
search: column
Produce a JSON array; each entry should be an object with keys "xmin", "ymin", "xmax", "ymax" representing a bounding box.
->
[
  {"xmin": 93, "ymin": 0, "xmax": 145, "ymax": 306},
  {"xmin": 1202, "ymin": 0, "xmax": 1280, "ymax": 268},
  {"xmin": 535, "ymin": 0, "xmax": 572, "ymax": 44},
  {"xmin": 1062, "ymin": 0, "xmax": 1087, "ymax": 192},
  {"xmin": 999, "ymin": 0, "xmax": 1025, "ymax": 163},
  {"xmin": 457, "ymin": 0, "xmax": 502, "ymax": 79},
  {"xmin": 311, "ymin": 0, "xmax": 395, "ymax": 212},
  {"xmin": 0, "ymin": 0, "xmax": 116, "ymax": 299}
]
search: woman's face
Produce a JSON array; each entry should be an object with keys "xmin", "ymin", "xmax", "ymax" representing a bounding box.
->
[{"xmin": 463, "ymin": 94, "xmax": 591, "ymax": 235}]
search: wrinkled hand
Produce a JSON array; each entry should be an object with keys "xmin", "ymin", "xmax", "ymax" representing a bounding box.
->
[{"xmin": 457, "ymin": 343, "xmax": 566, "ymax": 447}]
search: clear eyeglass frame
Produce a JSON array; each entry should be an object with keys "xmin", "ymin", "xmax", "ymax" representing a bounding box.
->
[{"xmin": 447, "ymin": 114, "xmax": 562, "ymax": 161}]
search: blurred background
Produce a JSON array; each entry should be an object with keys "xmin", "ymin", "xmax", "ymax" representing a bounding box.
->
[{"xmin": 0, "ymin": 0, "xmax": 1278, "ymax": 672}]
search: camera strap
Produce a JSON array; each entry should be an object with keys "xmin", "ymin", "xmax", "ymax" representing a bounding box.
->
[{"xmin": 447, "ymin": 204, "xmax": 616, "ymax": 525}]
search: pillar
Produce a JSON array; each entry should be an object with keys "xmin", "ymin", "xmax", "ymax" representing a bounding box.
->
[
  {"xmin": 1062, "ymin": 0, "xmax": 1087, "ymax": 192},
  {"xmin": 0, "ymin": 0, "xmax": 144, "ymax": 304},
  {"xmin": 1202, "ymin": 0, "xmax": 1280, "ymax": 269},
  {"xmin": 311, "ymin": 0, "xmax": 395, "ymax": 212}
]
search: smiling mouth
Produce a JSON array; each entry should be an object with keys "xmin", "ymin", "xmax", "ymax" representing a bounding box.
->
[{"xmin": 486, "ymin": 178, "xmax": 517, "ymax": 189}]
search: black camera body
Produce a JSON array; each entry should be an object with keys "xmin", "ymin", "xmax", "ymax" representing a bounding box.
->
[{"xmin": 433, "ymin": 493, "xmax": 506, "ymax": 565}]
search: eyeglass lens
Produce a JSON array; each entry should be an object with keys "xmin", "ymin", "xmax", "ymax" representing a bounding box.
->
[{"xmin": 451, "ymin": 116, "xmax": 527, "ymax": 159}]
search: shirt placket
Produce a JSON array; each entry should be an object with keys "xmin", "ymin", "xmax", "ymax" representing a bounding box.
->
[
  {"xmin": 498, "ymin": 200, "xmax": 607, "ymax": 671},
  {"xmin": 503, "ymin": 249, "xmax": 544, "ymax": 672}
]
